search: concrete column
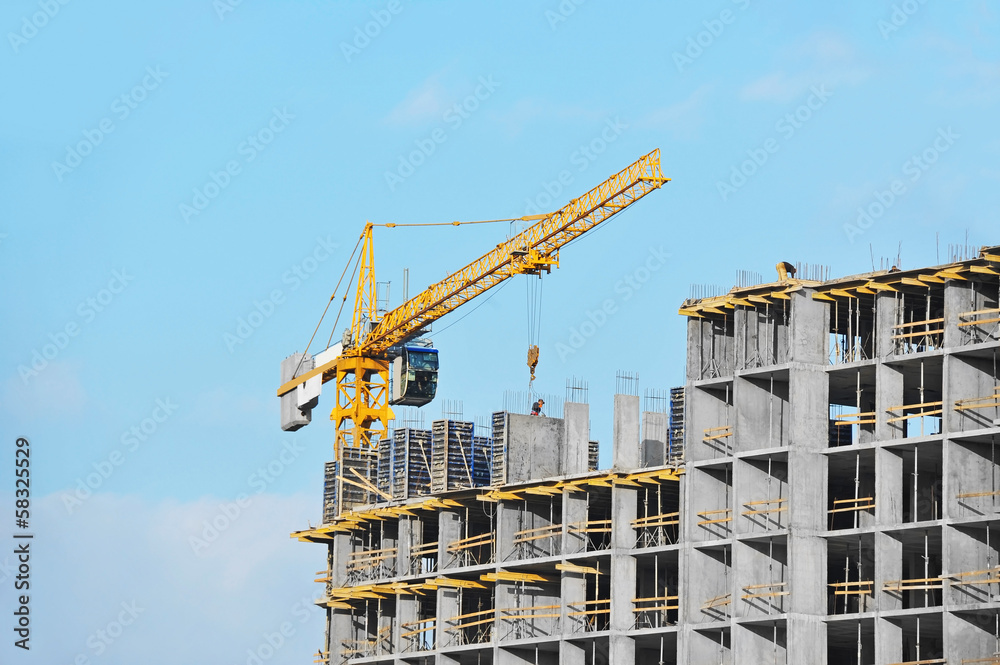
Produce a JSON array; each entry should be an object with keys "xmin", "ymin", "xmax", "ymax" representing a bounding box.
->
[
  {"xmin": 788, "ymin": 534, "xmax": 826, "ymax": 615},
  {"xmin": 687, "ymin": 317, "xmax": 703, "ymax": 381},
  {"xmin": 789, "ymin": 448, "xmax": 827, "ymax": 532},
  {"xmin": 329, "ymin": 608, "xmax": 353, "ymax": 662},
  {"xmin": 876, "ymin": 531, "xmax": 903, "ymax": 612},
  {"xmin": 380, "ymin": 522, "xmax": 398, "ymax": 578},
  {"xmin": 876, "ymin": 448, "xmax": 904, "ymax": 526},
  {"xmin": 560, "ymin": 570, "xmax": 586, "ymax": 650},
  {"xmin": 610, "ymin": 488, "xmax": 637, "ymax": 654},
  {"xmin": 875, "ymin": 291, "xmax": 900, "ymax": 359},
  {"xmin": 559, "ymin": 639, "xmax": 586, "ymax": 665},
  {"xmin": 876, "ymin": 617, "xmax": 902, "ymax": 664},
  {"xmin": 498, "ymin": 500, "xmax": 521, "ymax": 563},
  {"xmin": 943, "ymin": 280, "xmax": 968, "ymax": 348},
  {"xmin": 789, "ymin": 287, "xmax": 829, "ymax": 364},
  {"xmin": 609, "ymin": 634, "xmax": 635, "ymax": 663},
  {"xmin": 613, "ymin": 394, "xmax": 640, "ymax": 470},
  {"xmin": 876, "ymin": 363, "xmax": 905, "ymax": 441},
  {"xmin": 641, "ymin": 411, "xmax": 668, "ymax": 468},
  {"xmin": 563, "ymin": 490, "xmax": 587, "ymax": 555},
  {"xmin": 439, "ymin": 510, "xmax": 463, "ymax": 569},
  {"xmin": 396, "ymin": 595, "xmax": 417, "ymax": 653},
  {"xmin": 377, "ymin": 597, "xmax": 393, "ymax": 657},
  {"xmin": 437, "ymin": 587, "xmax": 461, "ymax": 650},
  {"xmin": 789, "ymin": 366, "xmax": 828, "ymax": 453},
  {"xmin": 331, "ymin": 532, "xmax": 352, "ymax": 587},
  {"xmin": 612, "ymin": 485, "xmax": 638, "ymax": 550},
  {"xmin": 786, "ymin": 615, "xmax": 826, "ymax": 665},
  {"xmin": 735, "ymin": 307, "xmax": 749, "ymax": 370},
  {"xmin": 397, "ymin": 518, "xmax": 413, "ymax": 577},
  {"xmin": 563, "ymin": 401, "xmax": 589, "ymax": 476}
]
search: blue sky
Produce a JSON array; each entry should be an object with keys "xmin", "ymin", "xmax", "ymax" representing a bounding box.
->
[{"xmin": 1, "ymin": 1, "xmax": 998, "ymax": 662}]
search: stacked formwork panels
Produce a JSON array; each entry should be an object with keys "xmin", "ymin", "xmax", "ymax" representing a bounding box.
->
[
  {"xmin": 472, "ymin": 434, "xmax": 491, "ymax": 487},
  {"xmin": 322, "ymin": 461, "xmax": 337, "ymax": 524},
  {"xmin": 392, "ymin": 427, "xmax": 432, "ymax": 500},
  {"xmin": 430, "ymin": 419, "xmax": 476, "ymax": 492},
  {"xmin": 323, "ymin": 448, "xmax": 378, "ymax": 520},
  {"xmin": 376, "ymin": 435, "xmax": 391, "ymax": 497},
  {"xmin": 588, "ymin": 440, "xmax": 599, "ymax": 471},
  {"xmin": 341, "ymin": 448, "xmax": 377, "ymax": 507},
  {"xmin": 668, "ymin": 386, "xmax": 685, "ymax": 462},
  {"xmin": 491, "ymin": 411, "xmax": 508, "ymax": 487}
]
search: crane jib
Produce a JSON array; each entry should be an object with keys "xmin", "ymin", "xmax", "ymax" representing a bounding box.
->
[{"xmin": 365, "ymin": 150, "xmax": 667, "ymax": 353}]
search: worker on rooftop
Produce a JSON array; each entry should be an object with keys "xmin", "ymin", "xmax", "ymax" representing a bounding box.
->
[{"xmin": 530, "ymin": 398, "xmax": 544, "ymax": 416}]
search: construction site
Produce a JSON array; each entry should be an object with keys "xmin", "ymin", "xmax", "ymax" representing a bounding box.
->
[{"xmin": 276, "ymin": 152, "xmax": 1000, "ymax": 664}]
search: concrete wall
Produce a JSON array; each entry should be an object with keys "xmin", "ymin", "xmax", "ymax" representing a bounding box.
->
[{"xmin": 506, "ymin": 413, "xmax": 565, "ymax": 484}]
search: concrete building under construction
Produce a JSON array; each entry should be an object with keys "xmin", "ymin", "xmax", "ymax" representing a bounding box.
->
[{"xmin": 294, "ymin": 245, "xmax": 1000, "ymax": 664}]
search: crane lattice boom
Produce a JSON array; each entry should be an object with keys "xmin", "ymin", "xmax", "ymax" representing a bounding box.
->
[{"xmin": 364, "ymin": 149, "xmax": 668, "ymax": 353}]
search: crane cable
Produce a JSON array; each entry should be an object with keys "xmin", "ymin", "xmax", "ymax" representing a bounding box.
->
[
  {"xmin": 526, "ymin": 273, "xmax": 543, "ymax": 389},
  {"xmin": 432, "ymin": 278, "xmax": 512, "ymax": 337},
  {"xmin": 292, "ymin": 213, "xmax": 557, "ymax": 381},
  {"xmin": 291, "ymin": 232, "xmax": 364, "ymax": 381},
  {"xmin": 373, "ymin": 213, "xmax": 551, "ymax": 229},
  {"xmin": 325, "ymin": 244, "xmax": 365, "ymax": 348}
]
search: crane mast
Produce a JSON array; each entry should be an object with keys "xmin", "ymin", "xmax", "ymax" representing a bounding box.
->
[{"xmin": 278, "ymin": 149, "xmax": 669, "ymax": 464}]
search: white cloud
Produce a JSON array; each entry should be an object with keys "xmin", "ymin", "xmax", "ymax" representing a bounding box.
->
[
  {"xmin": 640, "ymin": 84, "xmax": 713, "ymax": 140},
  {"xmin": 3, "ymin": 360, "xmax": 86, "ymax": 419},
  {"xmin": 384, "ymin": 74, "xmax": 451, "ymax": 126},
  {"xmin": 918, "ymin": 30, "xmax": 1000, "ymax": 106},
  {"xmin": 740, "ymin": 73, "xmax": 806, "ymax": 104},
  {"xmin": 491, "ymin": 98, "xmax": 607, "ymax": 136},
  {"xmin": 740, "ymin": 33, "xmax": 870, "ymax": 103}
]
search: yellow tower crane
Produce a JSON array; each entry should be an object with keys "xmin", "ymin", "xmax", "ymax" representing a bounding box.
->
[{"xmin": 277, "ymin": 149, "xmax": 669, "ymax": 464}]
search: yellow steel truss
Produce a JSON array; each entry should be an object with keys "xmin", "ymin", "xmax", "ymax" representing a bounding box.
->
[{"xmin": 331, "ymin": 355, "xmax": 392, "ymax": 457}]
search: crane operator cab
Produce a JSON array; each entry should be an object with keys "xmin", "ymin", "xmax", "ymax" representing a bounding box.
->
[{"xmin": 390, "ymin": 344, "xmax": 439, "ymax": 406}]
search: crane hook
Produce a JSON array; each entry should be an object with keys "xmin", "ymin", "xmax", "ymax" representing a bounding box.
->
[{"xmin": 527, "ymin": 344, "xmax": 539, "ymax": 381}]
